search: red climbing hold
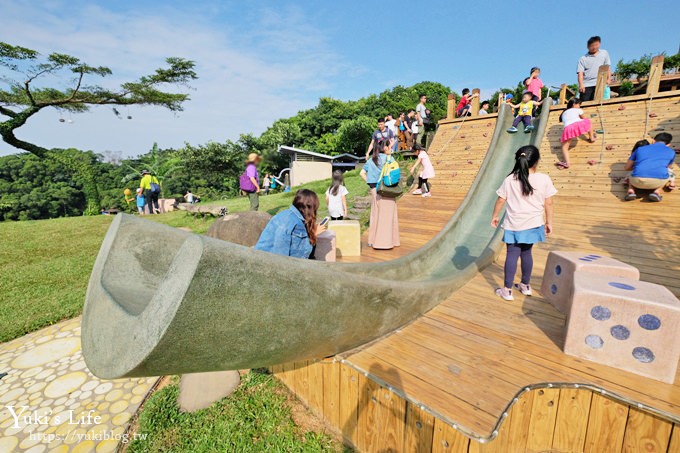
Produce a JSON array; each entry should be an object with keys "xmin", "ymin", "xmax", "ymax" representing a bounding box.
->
[
  {"xmin": 606, "ymin": 145, "xmax": 614, "ymax": 151},
  {"xmin": 587, "ymin": 159, "xmax": 598, "ymax": 166},
  {"xmin": 618, "ymin": 105, "xmax": 626, "ymax": 111},
  {"xmin": 451, "ymin": 171, "xmax": 458, "ymax": 177},
  {"xmin": 486, "ymin": 123, "xmax": 492, "ymax": 127},
  {"xmin": 483, "ymin": 133, "xmax": 488, "ymax": 137},
  {"xmin": 460, "ymin": 135, "xmax": 466, "ymax": 138},
  {"xmin": 464, "ymin": 146, "xmax": 471, "ymax": 150},
  {"xmin": 467, "ymin": 160, "xmax": 473, "ymax": 165},
  {"xmin": 649, "ymin": 112, "xmax": 658, "ymax": 118}
]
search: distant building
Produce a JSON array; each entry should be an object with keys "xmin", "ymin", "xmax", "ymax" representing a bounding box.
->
[{"xmin": 277, "ymin": 146, "xmax": 365, "ymax": 187}]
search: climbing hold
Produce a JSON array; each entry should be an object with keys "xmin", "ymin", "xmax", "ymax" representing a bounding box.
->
[
  {"xmin": 612, "ymin": 176, "xmax": 623, "ymax": 183},
  {"xmin": 606, "ymin": 145, "xmax": 614, "ymax": 150},
  {"xmin": 595, "ymin": 129, "xmax": 605, "ymax": 134},
  {"xmin": 467, "ymin": 160, "xmax": 473, "ymax": 165},
  {"xmin": 452, "ymin": 126, "xmax": 459, "ymax": 129},
  {"xmin": 464, "ymin": 146, "xmax": 471, "ymax": 150},
  {"xmin": 587, "ymin": 159, "xmax": 598, "ymax": 166},
  {"xmin": 486, "ymin": 123, "xmax": 492, "ymax": 127},
  {"xmin": 0, "ymin": 372, "xmax": 7, "ymax": 380},
  {"xmin": 590, "ymin": 113, "xmax": 598, "ymax": 118},
  {"xmin": 618, "ymin": 105, "xmax": 626, "ymax": 110},
  {"xmin": 459, "ymin": 135, "xmax": 466, "ymax": 138},
  {"xmin": 649, "ymin": 112, "xmax": 657, "ymax": 118},
  {"xmin": 451, "ymin": 171, "xmax": 458, "ymax": 177},
  {"xmin": 483, "ymin": 132, "xmax": 488, "ymax": 137}
]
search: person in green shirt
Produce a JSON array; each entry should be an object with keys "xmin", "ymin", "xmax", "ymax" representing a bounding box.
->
[{"xmin": 140, "ymin": 170, "xmax": 161, "ymax": 214}]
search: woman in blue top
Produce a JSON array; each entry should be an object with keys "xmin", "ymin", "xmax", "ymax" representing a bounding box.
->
[
  {"xmin": 361, "ymin": 139, "xmax": 400, "ymax": 249},
  {"xmin": 255, "ymin": 189, "xmax": 326, "ymax": 258}
]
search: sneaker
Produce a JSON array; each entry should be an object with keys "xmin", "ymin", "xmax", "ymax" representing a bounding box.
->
[
  {"xmin": 495, "ymin": 287, "xmax": 514, "ymax": 301},
  {"xmin": 514, "ymin": 283, "xmax": 532, "ymax": 296},
  {"xmin": 525, "ymin": 125, "xmax": 534, "ymax": 133},
  {"xmin": 412, "ymin": 189, "xmax": 423, "ymax": 195},
  {"xmin": 624, "ymin": 192, "xmax": 638, "ymax": 201},
  {"xmin": 422, "ymin": 192, "xmax": 431, "ymax": 197},
  {"xmin": 648, "ymin": 193, "xmax": 663, "ymax": 202},
  {"xmin": 507, "ymin": 127, "xmax": 518, "ymax": 133}
]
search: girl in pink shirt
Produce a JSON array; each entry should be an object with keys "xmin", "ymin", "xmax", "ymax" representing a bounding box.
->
[
  {"xmin": 525, "ymin": 67, "xmax": 544, "ymax": 102},
  {"xmin": 410, "ymin": 144, "xmax": 436, "ymax": 197},
  {"xmin": 491, "ymin": 145, "xmax": 557, "ymax": 301}
]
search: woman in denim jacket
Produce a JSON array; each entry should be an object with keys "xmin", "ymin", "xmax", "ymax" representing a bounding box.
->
[{"xmin": 255, "ymin": 189, "xmax": 326, "ymax": 258}]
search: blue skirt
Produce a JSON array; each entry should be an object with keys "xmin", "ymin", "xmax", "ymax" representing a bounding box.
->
[{"xmin": 503, "ymin": 225, "xmax": 546, "ymax": 244}]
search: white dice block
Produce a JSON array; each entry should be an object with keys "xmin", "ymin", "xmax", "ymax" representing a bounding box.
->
[
  {"xmin": 541, "ymin": 251, "xmax": 640, "ymax": 314},
  {"xmin": 564, "ymin": 271, "xmax": 680, "ymax": 383}
]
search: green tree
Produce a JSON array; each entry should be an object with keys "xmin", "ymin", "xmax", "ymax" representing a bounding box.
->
[
  {"xmin": 0, "ymin": 42, "xmax": 197, "ymax": 213},
  {"xmin": 615, "ymin": 52, "xmax": 680, "ymax": 96},
  {"xmin": 179, "ymin": 140, "xmax": 248, "ymax": 197},
  {"xmin": 121, "ymin": 143, "xmax": 183, "ymax": 197},
  {"xmin": 335, "ymin": 116, "xmax": 375, "ymax": 155}
]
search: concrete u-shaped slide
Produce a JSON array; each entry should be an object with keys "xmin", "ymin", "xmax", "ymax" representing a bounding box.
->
[{"xmin": 82, "ymin": 101, "xmax": 552, "ymax": 379}]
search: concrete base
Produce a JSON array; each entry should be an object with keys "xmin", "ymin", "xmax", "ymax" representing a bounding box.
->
[
  {"xmin": 178, "ymin": 370, "xmax": 241, "ymax": 412},
  {"xmin": 541, "ymin": 251, "xmax": 640, "ymax": 314},
  {"xmin": 327, "ymin": 220, "xmax": 361, "ymax": 257},
  {"xmin": 315, "ymin": 230, "xmax": 336, "ymax": 262},
  {"xmin": 564, "ymin": 272, "xmax": 680, "ymax": 383}
]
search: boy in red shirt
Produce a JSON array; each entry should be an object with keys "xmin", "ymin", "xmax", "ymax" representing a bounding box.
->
[{"xmin": 456, "ymin": 88, "xmax": 479, "ymax": 117}]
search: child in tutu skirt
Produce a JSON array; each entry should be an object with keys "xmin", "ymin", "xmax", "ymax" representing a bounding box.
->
[{"xmin": 557, "ymin": 98, "xmax": 596, "ymax": 169}]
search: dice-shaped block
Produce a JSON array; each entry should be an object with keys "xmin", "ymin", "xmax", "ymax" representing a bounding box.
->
[
  {"xmin": 564, "ymin": 271, "xmax": 680, "ymax": 383},
  {"xmin": 541, "ymin": 251, "xmax": 639, "ymax": 314},
  {"xmin": 327, "ymin": 220, "xmax": 361, "ymax": 257},
  {"xmin": 315, "ymin": 230, "xmax": 336, "ymax": 262}
]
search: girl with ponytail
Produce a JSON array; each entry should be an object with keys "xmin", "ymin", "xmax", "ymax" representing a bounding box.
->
[{"xmin": 491, "ymin": 145, "xmax": 557, "ymax": 301}]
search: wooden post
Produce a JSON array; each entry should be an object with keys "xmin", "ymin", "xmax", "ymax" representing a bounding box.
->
[
  {"xmin": 498, "ymin": 91, "xmax": 504, "ymax": 110},
  {"xmin": 471, "ymin": 88, "xmax": 481, "ymax": 116},
  {"xmin": 446, "ymin": 93, "xmax": 455, "ymax": 120},
  {"xmin": 646, "ymin": 55, "xmax": 665, "ymax": 95},
  {"xmin": 559, "ymin": 84, "xmax": 568, "ymax": 105},
  {"xmin": 593, "ymin": 65, "xmax": 610, "ymax": 102}
]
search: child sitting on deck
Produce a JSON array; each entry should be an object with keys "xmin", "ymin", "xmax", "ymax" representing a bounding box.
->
[
  {"xmin": 410, "ymin": 144, "xmax": 436, "ymax": 197},
  {"xmin": 507, "ymin": 92, "xmax": 543, "ymax": 133},
  {"xmin": 557, "ymin": 98, "xmax": 596, "ymax": 169},
  {"xmin": 491, "ymin": 145, "xmax": 557, "ymax": 301}
]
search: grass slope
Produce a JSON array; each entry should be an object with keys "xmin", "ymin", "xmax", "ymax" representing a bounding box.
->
[
  {"xmin": 126, "ymin": 370, "xmax": 344, "ymax": 453},
  {"xmin": 0, "ymin": 171, "xmax": 367, "ymax": 342}
]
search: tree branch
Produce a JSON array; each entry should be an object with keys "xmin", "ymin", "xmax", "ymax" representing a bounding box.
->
[
  {"xmin": 24, "ymin": 80, "xmax": 36, "ymax": 106},
  {"xmin": 0, "ymin": 105, "xmax": 17, "ymax": 118}
]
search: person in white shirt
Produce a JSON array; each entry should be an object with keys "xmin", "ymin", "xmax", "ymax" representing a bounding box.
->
[
  {"xmin": 184, "ymin": 190, "xmax": 195, "ymax": 204},
  {"xmin": 325, "ymin": 170, "xmax": 349, "ymax": 220},
  {"xmin": 479, "ymin": 100, "xmax": 490, "ymax": 115},
  {"xmin": 415, "ymin": 94, "xmax": 428, "ymax": 146},
  {"xmin": 577, "ymin": 36, "xmax": 611, "ymax": 102},
  {"xmin": 384, "ymin": 114, "xmax": 399, "ymax": 151}
]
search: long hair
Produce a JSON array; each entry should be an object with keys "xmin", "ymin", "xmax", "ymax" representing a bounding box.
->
[
  {"xmin": 292, "ymin": 189, "xmax": 320, "ymax": 245},
  {"xmin": 373, "ymin": 139, "xmax": 388, "ymax": 166},
  {"xmin": 509, "ymin": 145, "xmax": 540, "ymax": 196},
  {"xmin": 632, "ymin": 139, "xmax": 650, "ymax": 152},
  {"xmin": 329, "ymin": 170, "xmax": 344, "ymax": 196}
]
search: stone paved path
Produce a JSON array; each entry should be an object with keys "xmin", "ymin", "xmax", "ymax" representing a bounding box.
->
[{"xmin": 0, "ymin": 317, "xmax": 159, "ymax": 453}]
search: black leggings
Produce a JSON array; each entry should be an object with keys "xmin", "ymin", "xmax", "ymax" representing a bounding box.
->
[
  {"xmin": 504, "ymin": 243, "xmax": 534, "ymax": 289},
  {"xmin": 331, "ymin": 216, "xmax": 344, "ymax": 220},
  {"xmin": 418, "ymin": 177, "xmax": 430, "ymax": 193}
]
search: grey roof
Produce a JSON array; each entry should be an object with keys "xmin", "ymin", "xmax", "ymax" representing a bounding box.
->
[{"xmin": 278, "ymin": 146, "xmax": 365, "ymax": 162}]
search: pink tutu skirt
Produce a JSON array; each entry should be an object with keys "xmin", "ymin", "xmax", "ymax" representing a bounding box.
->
[{"xmin": 561, "ymin": 118, "xmax": 591, "ymax": 142}]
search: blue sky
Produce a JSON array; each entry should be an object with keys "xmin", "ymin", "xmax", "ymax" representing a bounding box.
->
[{"xmin": 1, "ymin": 0, "xmax": 679, "ymax": 157}]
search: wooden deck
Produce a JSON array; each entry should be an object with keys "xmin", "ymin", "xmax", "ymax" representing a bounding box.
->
[{"xmin": 275, "ymin": 92, "xmax": 680, "ymax": 452}]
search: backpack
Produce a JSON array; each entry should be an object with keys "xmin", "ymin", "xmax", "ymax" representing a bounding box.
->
[
  {"xmin": 149, "ymin": 177, "xmax": 161, "ymax": 194},
  {"xmin": 381, "ymin": 156, "xmax": 401, "ymax": 187}
]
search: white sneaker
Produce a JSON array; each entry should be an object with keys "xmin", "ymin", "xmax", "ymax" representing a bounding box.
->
[
  {"xmin": 422, "ymin": 192, "xmax": 431, "ymax": 197},
  {"xmin": 412, "ymin": 189, "xmax": 423, "ymax": 195},
  {"xmin": 514, "ymin": 283, "xmax": 532, "ymax": 296},
  {"xmin": 495, "ymin": 287, "xmax": 514, "ymax": 301}
]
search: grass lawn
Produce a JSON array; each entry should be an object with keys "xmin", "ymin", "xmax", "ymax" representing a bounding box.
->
[{"xmin": 126, "ymin": 370, "xmax": 345, "ymax": 453}]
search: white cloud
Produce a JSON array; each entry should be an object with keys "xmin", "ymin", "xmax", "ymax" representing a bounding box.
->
[{"xmin": 0, "ymin": 1, "xmax": 352, "ymax": 157}]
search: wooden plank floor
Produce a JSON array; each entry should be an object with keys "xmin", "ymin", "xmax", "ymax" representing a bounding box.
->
[{"xmin": 339, "ymin": 92, "xmax": 680, "ymax": 438}]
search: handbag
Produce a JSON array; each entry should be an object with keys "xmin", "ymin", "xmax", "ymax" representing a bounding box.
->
[{"xmin": 376, "ymin": 157, "xmax": 403, "ymax": 198}]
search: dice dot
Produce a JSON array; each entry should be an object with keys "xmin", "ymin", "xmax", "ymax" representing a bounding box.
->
[
  {"xmin": 638, "ymin": 314, "xmax": 661, "ymax": 331},
  {"xmin": 555, "ymin": 265, "xmax": 562, "ymax": 276},
  {"xmin": 590, "ymin": 305, "xmax": 611, "ymax": 321},
  {"xmin": 610, "ymin": 325, "xmax": 630, "ymax": 340},
  {"xmin": 550, "ymin": 284, "xmax": 557, "ymax": 295},
  {"xmin": 608, "ymin": 282, "xmax": 635, "ymax": 291},
  {"xmin": 585, "ymin": 335, "xmax": 604, "ymax": 349},
  {"xmin": 632, "ymin": 347, "xmax": 655, "ymax": 363},
  {"xmin": 586, "ymin": 254, "xmax": 602, "ymax": 259},
  {"xmin": 579, "ymin": 257, "xmax": 594, "ymax": 261}
]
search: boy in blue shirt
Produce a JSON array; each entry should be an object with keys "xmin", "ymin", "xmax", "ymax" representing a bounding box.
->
[
  {"xmin": 625, "ymin": 133, "xmax": 676, "ymax": 202},
  {"xmin": 135, "ymin": 188, "xmax": 146, "ymax": 214}
]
